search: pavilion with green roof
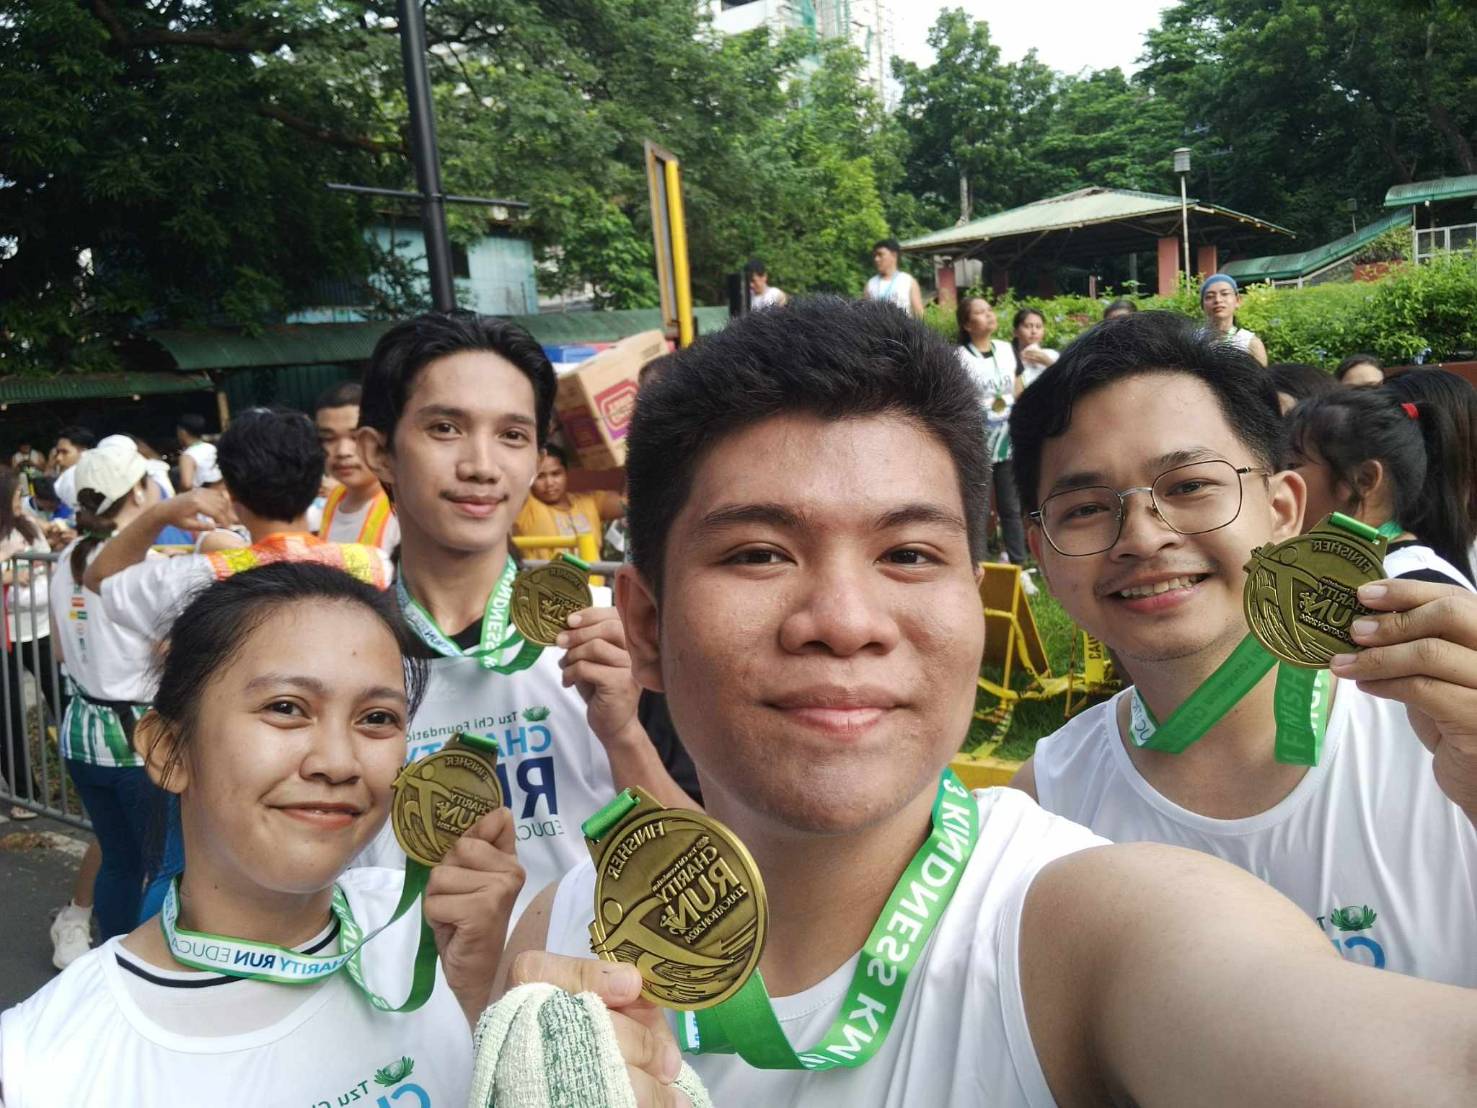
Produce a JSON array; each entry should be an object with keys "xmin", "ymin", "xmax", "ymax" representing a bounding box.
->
[{"xmin": 901, "ymin": 186, "xmax": 1292, "ymax": 300}]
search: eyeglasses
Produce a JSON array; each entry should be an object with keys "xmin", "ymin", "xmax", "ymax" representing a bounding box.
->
[{"xmin": 1029, "ymin": 460, "xmax": 1268, "ymax": 557}]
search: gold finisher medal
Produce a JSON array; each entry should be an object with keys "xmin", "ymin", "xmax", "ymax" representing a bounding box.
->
[
  {"xmin": 990, "ymin": 393, "xmax": 1009, "ymax": 415},
  {"xmin": 511, "ymin": 558, "xmax": 593, "ymax": 647},
  {"xmin": 392, "ymin": 734, "xmax": 503, "ymax": 867},
  {"xmin": 585, "ymin": 789, "xmax": 767, "ymax": 1010},
  {"xmin": 1243, "ymin": 512, "xmax": 1387, "ymax": 668}
]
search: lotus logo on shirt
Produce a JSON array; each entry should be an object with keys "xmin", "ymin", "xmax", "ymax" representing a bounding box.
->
[
  {"xmin": 1317, "ymin": 905, "xmax": 1384, "ymax": 969},
  {"xmin": 312, "ymin": 1055, "xmax": 428, "ymax": 1107}
]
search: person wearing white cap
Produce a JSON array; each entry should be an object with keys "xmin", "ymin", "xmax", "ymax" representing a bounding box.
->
[{"xmin": 47, "ymin": 438, "xmax": 184, "ymax": 962}]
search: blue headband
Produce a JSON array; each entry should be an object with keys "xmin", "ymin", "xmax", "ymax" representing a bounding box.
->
[{"xmin": 1200, "ymin": 273, "xmax": 1237, "ymax": 298}]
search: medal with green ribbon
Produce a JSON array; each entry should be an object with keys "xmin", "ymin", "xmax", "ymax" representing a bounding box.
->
[
  {"xmin": 397, "ymin": 556, "xmax": 542, "ymax": 674},
  {"xmin": 675, "ymin": 770, "xmax": 980, "ymax": 1069},
  {"xmin": 160, "ymin": 731, "xmax": 504, "ymax": 1010},
  {"xmin": 1128, "ymin": 512, "xmax": 1386, "ymax": 765}
]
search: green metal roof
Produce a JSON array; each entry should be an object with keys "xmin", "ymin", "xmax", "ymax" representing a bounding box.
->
[
  {"xmin": 146, "ymin": 308, "xmax": 729, "ymax": 371},
  {"xmin": 1384, "ymin": 175, "xmax": 1477, "ymax": 208},
  {"xmin": 1221, "ymin": 208, "xmax": 1413, "ymax": 283},
  {"xmin": 0, "ymin": 371, "xmax": 214, "ymax": 406},
  {"xmin": 901, "ymin": 187, "xmax": 1292, "ymax": 254}
]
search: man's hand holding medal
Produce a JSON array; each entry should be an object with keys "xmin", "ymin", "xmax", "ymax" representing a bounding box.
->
[{"xmin": 1331, "ymin": 579, "xmax": 1477, "ymax": 825}]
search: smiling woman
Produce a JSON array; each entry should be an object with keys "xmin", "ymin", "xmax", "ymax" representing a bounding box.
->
[{"xmin": 0, "ymin": 563, "xmax": 526, "ymax": 1106}]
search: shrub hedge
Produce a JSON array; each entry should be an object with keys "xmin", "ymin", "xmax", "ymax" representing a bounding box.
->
[{"xmin": 927, "ymin": 252, "xmax": 1477, "ymax": 368}]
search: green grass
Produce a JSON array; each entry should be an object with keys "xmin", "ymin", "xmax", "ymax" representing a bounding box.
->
[{"xmin": 964, "ymin": 585, "xmax": 1113, "ymax": 763}]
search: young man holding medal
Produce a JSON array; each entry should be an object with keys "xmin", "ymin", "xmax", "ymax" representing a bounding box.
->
[
  {"xmin": 498, "ymin": 298, "xmax": 1475, "ymax": 1108},
  {"xmin": 351, "ymin": 311, "xmax": 696, "ymax": 922},
  {"xmin": 1008, "ymin": 310, "xmax": 1477, "ymax": 987}
]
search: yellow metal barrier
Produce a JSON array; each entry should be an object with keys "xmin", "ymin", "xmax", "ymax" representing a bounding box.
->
[{"xmin": 511, "ymin": 531, "xmax": 605, "ymax": 586}]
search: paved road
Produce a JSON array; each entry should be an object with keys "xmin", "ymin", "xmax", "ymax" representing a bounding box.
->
[{"xmin": 0, "ymin": 812, "xmax": 87, "ymax": 1008}]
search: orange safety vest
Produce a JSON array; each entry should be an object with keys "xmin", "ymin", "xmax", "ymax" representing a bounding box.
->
[
  {"xmin": 318, "ymin": 485, "xmax": 394, "ymax": 549},
  {"xmin": 204, "ymin": 532, "xmax": 392, "ymax": 589}
]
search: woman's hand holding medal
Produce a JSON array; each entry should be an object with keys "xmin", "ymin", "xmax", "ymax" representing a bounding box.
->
[
  {"xmin": 423, "ymin": 807, "xmax": 526, "ymax": 1026},
  {"xmin": 1330, "ymin": 579, "xmax": 1477, "ymax": 825}
]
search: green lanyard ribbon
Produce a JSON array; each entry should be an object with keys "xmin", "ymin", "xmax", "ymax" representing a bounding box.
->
[
  {"xmin": 397, "ymin": 555, "xmax": 541, "ymax": 674},
  {"xmin": 160, "ymin": 730, "xmax": 503, "ymax": 1009},
  {"xmin": 1126, "ymin": 640, "xmax": 1333, "ymax": 765},
  {"xmin": 676, "ymin": 769, "xmax": 980, "ymax": 1070},
  {"xmin": 1125, "ymin": 512, "xmax": 1393, "ymax": 765},
  {"xmin": 160, "ymin": 866, "xmax": 438, "ymax": 1010}
]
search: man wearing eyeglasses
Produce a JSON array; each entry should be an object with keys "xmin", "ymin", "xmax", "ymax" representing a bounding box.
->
[{"xmin": 1010, "ymin": 311, "xmax": 1477, "ymax": 987}]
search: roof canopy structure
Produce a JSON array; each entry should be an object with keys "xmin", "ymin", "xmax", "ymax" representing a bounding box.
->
[
  {"xmin": 135, "ymin": 307, "xmax": 730, "ymax": 373},
  {"xmin": 0, "ymin": 371, "xmax": 213, "ymax": 407},
  {"xmin": 1222, "ymin": 209, "xmax": 1412, "ymax": 285},
  {"xmin": 901, "ymin": 187, "xmax": 1292, "ymax": 267},
  {"xmin": 1384, "ymin": 175, "xmax": 1477, "ymax": 207}
]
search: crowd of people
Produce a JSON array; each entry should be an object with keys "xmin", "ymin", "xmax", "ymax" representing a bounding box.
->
[{"xmin": 0, "ymin": 279, "xmax": 1474, "ymax": 1105}]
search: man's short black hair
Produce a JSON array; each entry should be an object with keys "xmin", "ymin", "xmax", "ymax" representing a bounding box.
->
[
  {"xmin": 1335, "ymin": 352, "xmax": 1382, "ymax": 381},
  {"xmin": 57, "ymin": 425, "xmax": 96, "ymax": 450},
  {"xmin": 744, "ymin": 258, "xmax": 767, "ymax": 278},
  {"xmin": 1010, "ymin": 311, "xmax": 1285, "ymax": 514},
  {"xmin": 626, "ymin": 296, "xmax": 989, "ymax": 591},
  {"xmin": 542, "ymin": 442, "xmax": 569, "ymax": 467},
  {"xmin": 359, "ymin": 310, "xmax": 556, "ymax": 447},
  {"xmin": 315, "ymin": 380, "xmax": 363, "ymax": 415},
  {"xmin": 873, "ymin": 238, "xmax": 902, "ymax": 256},
  {"xmin": 1268, "ymin": 362, "xmax": 1338, "ymax": 404},
  {"xmin": 217, "ymin": 407, "xmax": 325, "ymax": 523},
  {"xmin": 177, "ymin": 414, "xmax": 208, "ymax": 438}
]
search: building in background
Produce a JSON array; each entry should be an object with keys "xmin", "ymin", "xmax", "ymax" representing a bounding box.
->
[
  {"xmin": 710, "ymin": 0, "xmax": 892, "ymax": 103},
  {"xmin": 289, "ymin": 216, "xmax": 540, "ymax": 324}
]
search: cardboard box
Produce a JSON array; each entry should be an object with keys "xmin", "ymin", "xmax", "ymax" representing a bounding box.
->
[{"xmin": 554, "ymin": 330, "xmax": 667, "ymax": 469}]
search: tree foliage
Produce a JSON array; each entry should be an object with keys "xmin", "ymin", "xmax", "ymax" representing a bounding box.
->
[{"xmin": 3, "ymin": 1, "xmax": 1474, "ymax": 374}]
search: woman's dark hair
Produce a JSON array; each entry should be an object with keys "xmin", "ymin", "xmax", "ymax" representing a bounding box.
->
[
  {"xmin": 1335, "ymin": 353, "xmax": 1382, "ymax": 382},
  {"xmin": 1103, "ymin": 298, "xmax": 1137, "ymax": 318},
  {"xmin": 1268, "ymin": 362, "xmax": 1338, "ymax": 405},
  {"xmin": 359, "ymin": 310, "xmax": 557, "ymax": 447},
  {"xmin": 216, "ymin": 407, "xmax": 325, "ymax": 522},
  {"xmin": 627, "ymin": 296, "xmax": 989, "ymax": 592},
  {"xmin": 150, "ymin": 562, "xmax": 428, "ymax": 785},
  {"xmin": 1286, "ymin": 387, "xmax": 1473, "ymax": 583},
  {"xmin": 1011, "ymin": 307, "xmax": 1046, "ymax": 362},
  {"xmin": 1385, "ymin": 369, "xmax": 1477, "ymax": 535},
  {"xmin": 0, "ymin": 468, "xmax": 41, "ymax": 545},
  {"xmin": 955, "ymin": 295, "xmax": 992, "ymax": 346},
  {"xmin": 71, "ymin": 477, "xmax": 147, "ymax": 581},
  {"xmin": 1010, "ymin": 311, "xmax": 1286, "ymax": 513}
]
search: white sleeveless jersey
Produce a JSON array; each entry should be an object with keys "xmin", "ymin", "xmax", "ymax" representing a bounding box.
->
[
  {"xmin": 1384, "ymin": 542, "xmax": 1474, "ymax": 590},
  {"xmin": 354, "ymin": 647, "xmax": 616, "ymax": 924},
  {"xmin": 1033, "ymin": 686, "xmax": 1477, "ymax": 985},
  {"xmin": 545, "ymin": 788, "xmax": 1107, "ymax": 1107},
  {"xmin": 864, "ymin": 271, "xmax": 917, "ymax": 313},
  {"xmin": 0, "ymin": 867, "xmax": 471, "ymax": 1108}
]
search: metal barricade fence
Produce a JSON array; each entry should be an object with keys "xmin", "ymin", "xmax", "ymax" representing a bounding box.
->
[{"xmin": 0, "ymin": 549, "xmax": 91, "ymax": 829}]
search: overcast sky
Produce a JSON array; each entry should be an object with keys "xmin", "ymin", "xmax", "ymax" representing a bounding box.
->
[{"xmin": 891, "ymin": 1, "xmax": 1173, "ymax": 76}]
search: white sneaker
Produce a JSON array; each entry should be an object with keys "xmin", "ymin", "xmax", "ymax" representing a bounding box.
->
[
  {"xmin": 50, "ymin": 903, "xmax": 92, "ymax": 970},
  {"xmin": 1021, "ymin": 570, "xmax": 1039, "ymax": 597}
]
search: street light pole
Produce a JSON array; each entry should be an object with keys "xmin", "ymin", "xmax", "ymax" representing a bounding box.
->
[
  {"xmin": 398, "ymin": 0, "xmax": 454, "ymax": 311},
  {"xmin": 1174, "ymin": 146, "xmax": 1192, "ymax": 283}
]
